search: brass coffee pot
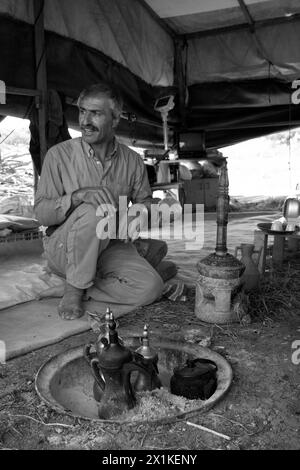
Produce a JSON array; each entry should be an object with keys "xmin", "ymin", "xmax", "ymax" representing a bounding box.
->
[
  {"xmin": 133, "ymin": 325, "xmax": 161, "ymax": 392},
  {"xmin": 84, "ymin": 310, "xmax": 152, "ymax": 419}
]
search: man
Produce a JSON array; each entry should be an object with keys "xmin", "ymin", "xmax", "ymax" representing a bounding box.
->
[{"xmin": 34, "ymin": 82, "xmax": 173, "ymax": 320}]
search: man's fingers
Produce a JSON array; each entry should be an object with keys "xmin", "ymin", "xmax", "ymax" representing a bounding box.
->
[
  {"xmin": 80, "ymin": 187, "xmax": 115, "ymax": 202},
  {"xmin": 104, "ymin": 205, "xmax": 117, "ymax": 218},
  {"xmin": 99, "ymin": 200, "xmax": 117, "ymax": 217},
  {"xmin": 95, "ymin": 197, "xmax": 116, "ymax": 218},
  {"xmin": 76, "ymin": 187, "xmax": 117, "ymax": 217},
  {"xmin": 100, "ymin": 187, "xmax": 116, "ymax": 207},
  {"xmin": 92, "ymin": 188, "xmax": 116, "ymax": 216},
  {"xmin": 95, "ymin": 204, "xmax": 105, "ymax": 217},
  {"xmin": 129, "ymin": 226, "xmax": 140, "ymax": 242}
]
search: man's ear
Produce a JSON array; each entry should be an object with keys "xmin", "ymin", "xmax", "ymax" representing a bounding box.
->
[{"xmin": 112, "ymin": 114, "xmax": 121, "ymax": 129}]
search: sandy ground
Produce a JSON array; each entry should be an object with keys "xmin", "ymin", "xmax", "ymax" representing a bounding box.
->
[{"xmin": 0, "ymin": 265, "xmax": 299, "ymax": 450}]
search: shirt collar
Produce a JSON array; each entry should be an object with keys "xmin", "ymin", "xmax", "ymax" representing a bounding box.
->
[
  {"xmin": 82, "ymin": 137, "xmax": 118, "ymax": 160},
  {"xmin": 110, "ymin": 137, "xmax": 118, "ymax": 158}
]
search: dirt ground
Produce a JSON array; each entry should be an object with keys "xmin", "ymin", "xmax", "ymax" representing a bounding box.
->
[{"xmin": 0, "ymin": 283, "xmax": 299, "ymax": 451}]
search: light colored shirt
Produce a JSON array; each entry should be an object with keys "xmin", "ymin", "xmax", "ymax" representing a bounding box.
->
[{"xmin": 34, "ymin": 137, "xmax": 153, "ymax": 227}]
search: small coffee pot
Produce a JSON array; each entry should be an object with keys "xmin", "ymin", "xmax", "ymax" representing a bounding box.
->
[
  {"xmin": 133, "ymin": 324, "xmax": 161, "ymax": 392},
  {"xmin": 84, "ymin": 310, "xmax": 152, "ymax": 419}
]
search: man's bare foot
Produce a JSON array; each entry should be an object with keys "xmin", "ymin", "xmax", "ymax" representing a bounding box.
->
[{"xmin": 58, "ymin": 283, "xmax": 84, "ymax": 320}]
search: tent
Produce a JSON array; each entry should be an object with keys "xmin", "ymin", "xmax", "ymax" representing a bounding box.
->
[{"xmin": 1, "ymin": 0, "xmax": 300, "ymax": 165}]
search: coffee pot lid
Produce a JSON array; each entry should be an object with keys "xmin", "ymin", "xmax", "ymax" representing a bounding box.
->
[
  {"xmin": 97, "ymin": 311, "xmax": 132, "ymax": 369},
  {"xmin": 135, "ymin": 324, "xmax": 158, "ymax": 361},
  {"xmin": 173, "ymin": 358, "xmax": 217, "ymax": 379}
]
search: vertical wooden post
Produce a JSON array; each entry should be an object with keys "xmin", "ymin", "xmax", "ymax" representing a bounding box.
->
[
  {"xmin": 254, "ymin": 229, "xmax": 268, "ymax": 274},
  {"xmin": 215, "ymin": 160, "xmax": 229, "ymax": 256},
  {"xmin": 272, "ymin": 235, "xmax": 285, "ymax": 267},
  {"xmin": 174, "ymin": 39, "xmax": 187, "ymax": 128},
  {"xmin": 33, "ymin": 0, "xmax": 47, "ymax": 174}
]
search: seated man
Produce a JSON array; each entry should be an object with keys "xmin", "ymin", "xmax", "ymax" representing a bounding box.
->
[{"xmin": 34, "ymin": 82, "xmax": 177, "ymax": 320}]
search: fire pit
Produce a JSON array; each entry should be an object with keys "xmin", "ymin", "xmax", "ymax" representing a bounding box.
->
[{"xmin": 35, "ymin": 334, "xmax": 232, "ymax": 424}]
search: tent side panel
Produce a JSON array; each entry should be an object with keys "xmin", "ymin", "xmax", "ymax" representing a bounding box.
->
[
  {"xmin": 0, "ymin": 0, "xmax": 174, "ymax": 87},
  {"xmin": 0, "ymin": 16, "xmax": 167, "ymax": 144}
]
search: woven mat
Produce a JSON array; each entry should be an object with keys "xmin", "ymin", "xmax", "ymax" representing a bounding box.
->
[{"xmin": 0, "ymin": 212, "xmax": 274, "ymax": 360}]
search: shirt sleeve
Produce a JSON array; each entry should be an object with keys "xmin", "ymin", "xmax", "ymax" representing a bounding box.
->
[
  {"xmin": 130, "ymin": 155, "xmax": 154, "ymax": 208},
  {"xmin": 34, "ymin": 147, "xmax": 72, "ymax": 227}
]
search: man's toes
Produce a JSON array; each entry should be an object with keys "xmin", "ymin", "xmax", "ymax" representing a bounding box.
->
[
  {"xmin": 58, "ymin": 283, "xmax": 85, "ymax": 320},
  {"xmin": 58, "ymin": 302, "xmax": 66, "ymax": 318},
  {"xmin": 58, "ymin": 303, "xmax": 84, "ymax": 320},
  {"xmin": 63, "ymin": 308, "xmax": 84, "ymax": 320}
]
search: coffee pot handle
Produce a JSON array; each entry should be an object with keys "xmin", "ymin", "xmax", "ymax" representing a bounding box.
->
[
  {"xmin": 191, "ymin": 358, "xmax": 218, "ymax": 371},
  {"xmin": 83, "ymin": 344, "xmax": 96, "ymax": 364},
  {"xmin": 122, "ymin": 362, "xmax": 152, "ymax": 409},
  {"xmin": 90, "ymin": 357, "xmax": 105, "ymax": 391}
]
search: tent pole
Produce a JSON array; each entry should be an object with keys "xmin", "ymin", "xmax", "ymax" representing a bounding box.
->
[
  {"xmin": 33, "ymin": 0, "xmax": 47, "ymax": 183},
  {"xmin": 174, "ymin": 39, "xmax": 187, "ymax": 129},
  {"xmin": 237, "ymin": 0, "xmax": 275, "ymax": 71},
  {"xmin": 138, "ymin": 0, "xmax": 176, "ymax": 38}
]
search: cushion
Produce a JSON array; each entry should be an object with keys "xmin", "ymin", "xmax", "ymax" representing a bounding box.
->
[{"xmin": 0, "ymin": 214, "xmax": 40, "ymax": 232}]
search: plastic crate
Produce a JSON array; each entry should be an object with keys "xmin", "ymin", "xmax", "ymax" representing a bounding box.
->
[
  {"xmin": 0, "ymin": 230, "xmax": 43, "ymax": 244},
  {"xmin": 0, "ymin": 229, "xmax": 44, "ymax": 256}
]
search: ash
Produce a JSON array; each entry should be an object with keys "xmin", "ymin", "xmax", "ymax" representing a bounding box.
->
[{"xmin": 118, "ymin": 387, "xmax": 203, "ymax": 422}]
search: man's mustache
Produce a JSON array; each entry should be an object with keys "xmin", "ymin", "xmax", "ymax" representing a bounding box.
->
[{"xmin": 81, "ymin": 126, "xmax": 99, "ymax": 132}]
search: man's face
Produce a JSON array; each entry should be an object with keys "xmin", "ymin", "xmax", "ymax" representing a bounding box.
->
[{"xmin": 78, "ymin": 94, "xmax": 119, "ymax": 145}]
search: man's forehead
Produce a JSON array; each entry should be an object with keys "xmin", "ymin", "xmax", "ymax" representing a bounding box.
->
[{"xmin": 79, "ymin": 93, "xmax": 111, "ymax": 109}]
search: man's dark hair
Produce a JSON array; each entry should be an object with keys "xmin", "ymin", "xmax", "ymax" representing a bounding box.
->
[{"xmin": 77, "ymin": 82, "xmax": 123, "ymax": 119}]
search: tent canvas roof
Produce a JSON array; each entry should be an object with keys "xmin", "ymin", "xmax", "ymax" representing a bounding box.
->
[
  {"xmin": 145, "ymin": 0, "xmax": 300, "ymax": 35},
  {"xmin": 1, "ymin": 0, "xmax": 300, "ymax": 150}
]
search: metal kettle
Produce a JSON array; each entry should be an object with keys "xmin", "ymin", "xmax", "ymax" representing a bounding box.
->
[
  {"xmin": 84, "ymin": 311, "xmax": 152, "ymax": 419},
  {"xmin": 283, "ymin": 197, "xmax": 300, "ymax": 221},
  {"xmin": 170, "ymin": 358, "xmax": 217, "ymax": 400}
]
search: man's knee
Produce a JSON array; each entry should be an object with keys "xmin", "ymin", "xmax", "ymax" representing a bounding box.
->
[
  {"xmin": 151, "ymin": 239, "xmax": 168, "ymax": 261},
  {"xmin": 74, "ymin": 203, "xmax": 98, "ymax": 224},
  {"xmin": 70, "ymin": 203, "xmax": 104, "ymax": 238},
  {"xmin": 138, "ymin": 239, "xmax": 168, "ymax": 268},
  {"xmin": 138, "ymin": 269, "xmax": 164, "ymax": 305}
]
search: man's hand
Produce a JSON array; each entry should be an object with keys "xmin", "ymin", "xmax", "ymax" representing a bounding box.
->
[
  {"xmin": 71, "ymin": 187, "xmax": 116, "ymax": 217},
  {"xmin": 127, "ymin": 204, "xmax": 149, "ymax": 242},
  {"xmin": 117, "ymin": 204, "xmax": 149, "ymax": 242}
]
